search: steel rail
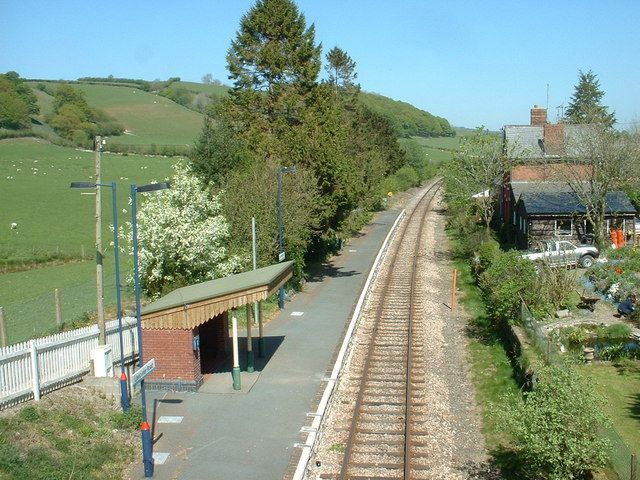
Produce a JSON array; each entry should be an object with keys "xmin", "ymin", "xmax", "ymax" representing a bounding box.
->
[{"xmin": 338, "ymin": 180, "xmax": 441, "ymax": 480}]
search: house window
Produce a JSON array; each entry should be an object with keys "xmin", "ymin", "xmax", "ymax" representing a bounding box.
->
[
  {"xmin": 555, "ymin": 219, "xmax": 573, "ymax": 236},
  {"xmin": 512, "ymin": 211, "xmax": 516, "ymax": 225}
]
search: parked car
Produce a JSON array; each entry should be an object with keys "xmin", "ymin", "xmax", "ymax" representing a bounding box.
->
[{"xmin": 521, "ymin": 240, "xmax": 599, "ymax": 268}]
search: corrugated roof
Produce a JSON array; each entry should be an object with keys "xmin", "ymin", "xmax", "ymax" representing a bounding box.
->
[
  {"xmin": 141, "ymin": 261, "xmax": 294, "ymax": 329},
  {"xmin": 514, "ymin": 184, "xmax": 636, "ymax": 215}
]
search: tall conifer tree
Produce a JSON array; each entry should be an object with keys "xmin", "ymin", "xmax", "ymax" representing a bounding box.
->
[{"xmin": 565, "ymin": 70, "xmax": 616, "ymax": 128}]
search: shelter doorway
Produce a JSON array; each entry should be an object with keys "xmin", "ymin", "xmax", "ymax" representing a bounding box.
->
[{"xmin": 198, "ymin": 313, "xmax": 229, "ymax": 374}]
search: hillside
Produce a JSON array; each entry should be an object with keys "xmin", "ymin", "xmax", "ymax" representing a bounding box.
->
[
  {"xmin": 359, "ymin": 91, "xmax": 455, "ymax": 138},
  {"xmin": 12, "ymin": 77, "xmax": 456, "ymax": 156},
  {"xmin": 30, "ymin": 82, "xmax": 203, "ymax": 148}
]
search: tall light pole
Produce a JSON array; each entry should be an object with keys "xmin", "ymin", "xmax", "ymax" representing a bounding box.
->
[
  {"xmin": 277, "ymin": 166, "xmax": 296, "ymax": 309},
  {"xmin": 71, "ymin": 181, "xmax": 129, "ymax": 412},
  {"xmin": 95, "ymin": 136, "xmax": 106, "ymax": 345},
  {"xmin": 131, "ymin": 181, "xmax": 170, "ymax": 478}
]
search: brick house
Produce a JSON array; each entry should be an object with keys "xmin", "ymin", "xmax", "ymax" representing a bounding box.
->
[{"xmin": 500, "ymin": 106, "xmax": 637, "ymax": 248}]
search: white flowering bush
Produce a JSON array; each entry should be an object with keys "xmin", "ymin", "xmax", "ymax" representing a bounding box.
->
[{"xmin": 124, "ymin": 163, "xmax": 241, "ymax": 297}]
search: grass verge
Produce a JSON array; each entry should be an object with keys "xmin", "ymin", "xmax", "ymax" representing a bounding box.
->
[{"xmin": 0, "ymin": 388, "xmax": 141, "ymax": 479}]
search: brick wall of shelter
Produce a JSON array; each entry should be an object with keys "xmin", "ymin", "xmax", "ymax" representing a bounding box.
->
[{"xmin": 143, "ymin": 328, "xmax": 202, "ymax": 383}]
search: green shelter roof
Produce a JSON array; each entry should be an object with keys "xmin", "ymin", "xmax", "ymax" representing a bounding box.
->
[{"xmin": 141, "ymin": 261, "xmax": 294, "ymax": 330}]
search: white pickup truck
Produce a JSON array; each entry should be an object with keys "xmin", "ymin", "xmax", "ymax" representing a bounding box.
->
[{"xmin": 521, "ymin": 240, "xmax": 599, "ymax": 268}]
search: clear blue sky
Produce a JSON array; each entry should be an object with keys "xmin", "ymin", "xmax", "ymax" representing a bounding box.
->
[{"xmin": 1, "ymin": 0, "xmax": 639, "ymax": 130}]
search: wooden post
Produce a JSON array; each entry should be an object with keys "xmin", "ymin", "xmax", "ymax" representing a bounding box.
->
[
  {"xmin": 0, "ymin": 306, "xmax": 7, "ymax": 347},
  {"xmin": 631, "ymin": 454, "xmax": 637, "ymax": 480},
  {"xmin": 451, "ymin": 268, "xmax": 458, "ymax": 311},
  {"xmin": 81, "ymin": 244, "xmax": 85, "ymax": 259},
  {"xmin": 95, "ymin": 136, "xmax": 106, "ymax": 345},
  {"xmin": 54, "ymin": 288, "xmax": 62, "ymax": 331}
]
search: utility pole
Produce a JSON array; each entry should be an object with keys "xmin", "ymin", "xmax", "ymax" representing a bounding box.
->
[{"xmin": 95, "ymin": 136, "xmax": 106, "ymax": 345}]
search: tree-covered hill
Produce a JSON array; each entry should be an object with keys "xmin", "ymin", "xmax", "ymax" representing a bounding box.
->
[{"xmin": 359, "ymin": 91, "xmax": 455, "ymax": 138}]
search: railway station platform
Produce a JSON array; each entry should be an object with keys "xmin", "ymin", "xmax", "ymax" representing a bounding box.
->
[{"xmin": 130, "ymin": 207, "xmax": 402, "ymax": 480}]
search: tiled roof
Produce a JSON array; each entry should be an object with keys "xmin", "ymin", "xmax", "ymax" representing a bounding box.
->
[{"xmin": 513, "ymin": 183, "xmax": 637, "ymax": 215}]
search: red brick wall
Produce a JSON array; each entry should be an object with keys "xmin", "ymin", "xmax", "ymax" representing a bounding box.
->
[{"xmin": 143, "ymin": 328, "xmax": 201, "ymax": 383}]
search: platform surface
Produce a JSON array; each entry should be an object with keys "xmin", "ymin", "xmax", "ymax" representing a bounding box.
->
[{"xmin": 131, "ymin": 208, "xmax": 401, "ymax": 480}]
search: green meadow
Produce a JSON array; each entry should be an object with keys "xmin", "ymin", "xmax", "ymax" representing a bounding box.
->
[
  {"xmin": 0, "ymin": 138, "xmax": 177, "ymax": 262},
  {"xmin": 76, "ymin": 84, "xmax": 203, "ymax": 146},
  {"xmin": 0, "ymin": 138, "xmax": 176, "ymax": 342},
  {"xmin": 30, "ymin": 83, "xmax": 203, "ymax": 146}
]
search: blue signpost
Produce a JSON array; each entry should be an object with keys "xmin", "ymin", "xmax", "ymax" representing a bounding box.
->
[{"xmin": 131, "ymin": 181, "xmax": 170, "ymax": 478}]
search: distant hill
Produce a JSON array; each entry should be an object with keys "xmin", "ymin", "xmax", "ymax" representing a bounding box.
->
[
  {"xmin": 15, "ymin": 77, "xmax": 455, "ymax": 156},
  {"xmin": 28, "ymin": 81, "xmax": 203, "ymax": 153},
  {"xmin": 359, "ymin": 92, "xmax": 455, "ymax": 138}
]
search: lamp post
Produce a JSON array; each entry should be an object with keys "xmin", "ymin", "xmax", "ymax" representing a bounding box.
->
[
  {"xmin": 131, "ymin": 181, "xmax": 170, "ymax": 478},
  {"xmin": 71, "ymin": 181, "xmax": 129, "ymax": 412},
  {"xmin": 277, "ymin": 166, "xmax": 296, "ymax": 309}
]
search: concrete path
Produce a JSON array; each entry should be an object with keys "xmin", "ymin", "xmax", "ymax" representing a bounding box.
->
[{"xmin": 130, "ymin": 208, "xmax": 401, "ymax": 480}]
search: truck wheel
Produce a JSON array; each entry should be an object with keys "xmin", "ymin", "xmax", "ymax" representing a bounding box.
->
[{"xmin": 580, "ymin": 255, "xmax": 594, "ymax": 268}]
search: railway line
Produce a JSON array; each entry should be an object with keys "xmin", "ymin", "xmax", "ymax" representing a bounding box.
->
[{"xmin": 307, "ymin": 180, "xmax": 457, "ymax": 479}]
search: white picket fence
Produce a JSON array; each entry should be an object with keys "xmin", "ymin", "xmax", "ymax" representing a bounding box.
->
[{"xmin": 0, "ymin": 317, "xmax": 138, "ymax": 409}]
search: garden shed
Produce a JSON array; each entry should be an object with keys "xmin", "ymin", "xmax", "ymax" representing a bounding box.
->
[
  {"xmin": 140, "ymin": 261, "xmax": 293, "ymax": 391},
  {"xmin": 512, "ymin": 182, "xmax": 637, "ymax": 249}
]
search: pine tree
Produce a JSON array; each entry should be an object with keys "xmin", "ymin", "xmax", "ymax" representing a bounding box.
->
[
  {"xmin": 226, "ymin": 0, "xmax": 321, "ymax": 95},
  {"xmin": 325, "ymin": 47, "xmax": 358, "ymax": 93},
  {"xmin": 565, "ymin": 70, "xmax": 616, "ymax": 128}
]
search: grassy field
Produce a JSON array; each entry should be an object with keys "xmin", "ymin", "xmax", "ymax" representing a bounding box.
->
[
  {"xmin": 29, "ymin": 82, "xmax": 203, "ymax": 146},
  {"xmin": 174, "ymin": 81, "xmax": 229, "ymax": 96},
  {"xmin": 414, "ymin": 135, "xmax": 462, "ymax": 151},
  {"xmin": 78, "ymin": 84, "xmax": 203, "ymax": 146},
  {"xmin": 0, "ymin": 138, "xmax": 177, "ymax": 343},
  {"xmin": 577, "ymin": 362, "xmax": 640, "ymax": 460},
  {"xmin": 0, "ymin": 138, "xmax": 176, "ymax": 263}
]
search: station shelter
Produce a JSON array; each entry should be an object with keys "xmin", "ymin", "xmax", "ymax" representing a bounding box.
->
[{"xmin": 140, "ymin": 261, "xmax": 293, "ymax": 391}]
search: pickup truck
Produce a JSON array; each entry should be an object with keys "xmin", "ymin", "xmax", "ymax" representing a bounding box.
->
[{"xmin": 521, "ymin": 240, "xmax": 599, "ymax": 268}]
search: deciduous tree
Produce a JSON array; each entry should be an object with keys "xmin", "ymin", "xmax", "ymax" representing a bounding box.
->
[
  {"xmin": 123, "ymin": 163, "xmax": 241, "ymax": 297},
  {"xmin": 562, "ymin": 125, "xmax": 640, "ymax": 247},
  {"xmin": 442, "ymin": 128, "xmax": 507, "ymax": 234}
]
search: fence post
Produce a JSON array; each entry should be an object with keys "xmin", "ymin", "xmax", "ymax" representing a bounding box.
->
[
  {"xmin": 54, "ymin": 288, "xmax": 62, "ymax": 331},
  {"xmin": 631, "ymin": 454, "xmax": 637, "ymax": 480},
  {"xmin": 29, "ymin": 340, "xmax": 41, "ymax": 401},
  {"xmin": 0, "ymin": 306, "xmax": 7, "ymax": 347}
]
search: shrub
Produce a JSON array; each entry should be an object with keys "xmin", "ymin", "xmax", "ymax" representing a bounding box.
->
[
  {"xmin": 500, "ymin": 365, "xmax": 609, "ymax": 480},
  {"xmin": 473, "ymin": 238, "xmax": 500, "ymax": 276},
  {"xmin": 479, "ymin": 250, "xmax": 544, "ymax": 324},
  {"xmin": 597, "ymin": 323, "xmax": 631, "ymax": 340},
  {"xmin": 536, "ymin": 263, "xmax": 576, "ymax": 311}
]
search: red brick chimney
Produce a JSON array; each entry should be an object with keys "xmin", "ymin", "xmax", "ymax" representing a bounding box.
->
[{"xmin": 530, "ymin": 105, "xmax": 547, "ymax": 126}]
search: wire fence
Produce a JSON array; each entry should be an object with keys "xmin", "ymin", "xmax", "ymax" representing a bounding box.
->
[
  {"xmin": 1, "ymin": 275, "xmax": 134, "ymax": 346},
  {"xmin": 519, "ymin": 302, "xmax": 638, "ymax": 480}
]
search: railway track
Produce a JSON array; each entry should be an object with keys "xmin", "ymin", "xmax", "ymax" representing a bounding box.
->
[{"xmin": 311, "ymin": 181, "xmax": 443, "ymax": 480}]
